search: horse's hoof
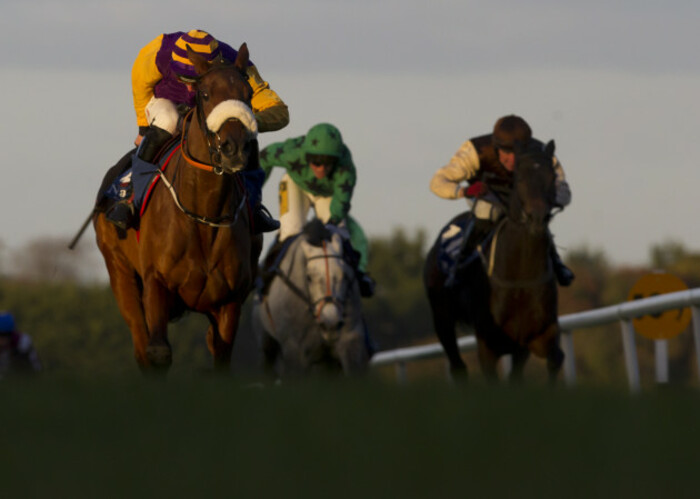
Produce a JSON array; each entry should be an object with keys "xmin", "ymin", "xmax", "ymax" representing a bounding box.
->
[
  {"xmin": 146, "ymin": 345, "xmax": 172, "ymax": 368},
  {"xmin": 449, "ymin": 366, "xmax": 469, "ymax": 384}
]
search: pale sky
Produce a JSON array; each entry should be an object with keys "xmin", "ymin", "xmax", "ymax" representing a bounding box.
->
[{"xmin": 2, "ymin": 0, "xmax": 699, "ymax": 271}]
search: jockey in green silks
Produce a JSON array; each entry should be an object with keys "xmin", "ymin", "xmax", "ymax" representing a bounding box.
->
[{"xmin": 260, "ymin": 123, "xmax": 375, "ymax": 297}]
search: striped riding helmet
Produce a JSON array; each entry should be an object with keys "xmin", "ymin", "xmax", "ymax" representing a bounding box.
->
[{"xmin": 171, "ymin": 30, "xmax": 220, "ymax": 82}]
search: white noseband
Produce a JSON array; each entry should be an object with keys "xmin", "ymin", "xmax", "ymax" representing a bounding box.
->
[{"xmin": 205, "ymin": 100, "xmax": 258, "ymax": 138}]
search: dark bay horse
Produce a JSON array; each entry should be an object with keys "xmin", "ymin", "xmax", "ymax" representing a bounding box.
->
[
  {"xmin": 424, "ymin": 140, "xmax": 564, "ymax": 383},
  {"xmin": 94, "ymin": 44, "xmax": 262, "ymax": 371},
  {"xmin": 252, "ymin": 220, "xmax": 370, "ymax": 378}
]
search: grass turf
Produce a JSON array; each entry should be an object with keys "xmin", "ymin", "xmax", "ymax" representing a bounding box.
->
[{"xmin": 1, "ymin": 375, "xmax": 698, "ymax": 498}]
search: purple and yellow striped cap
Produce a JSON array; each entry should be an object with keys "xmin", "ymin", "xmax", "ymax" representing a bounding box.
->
[{"xmin": 171, "ymin": 30, "xmax": 220, "ymax": 81}]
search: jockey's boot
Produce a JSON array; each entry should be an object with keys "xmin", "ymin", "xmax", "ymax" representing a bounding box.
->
[
  {"xmin": 551, "ymin": 246, "xmax": 575, "ymax": 287},
  {"xmin": 105, "ymin": 199, "xmax": 135, "ymax": 231},
  {"xmin": 252, "ymin": 203, "xmax": 280, "ymax": 234},
  {"xmin": 358, "ymin": 271, "xmax": 376, "ymax": 298},
  {"xmin": 138, "ymin": 126, "xmax": 173, "ymax": 163},
  {"xmin": 445, "ymin": 218, "xmax": 494, "ymax": 288}
]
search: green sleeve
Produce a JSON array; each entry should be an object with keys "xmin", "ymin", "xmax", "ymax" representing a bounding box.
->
[
  {"xmin": 329, "ymin": 149, "xmax": 357, "ymax": 223},
  {"xmin": 259, "ymin": 136, "xmax": 305, "ymax": 182}
]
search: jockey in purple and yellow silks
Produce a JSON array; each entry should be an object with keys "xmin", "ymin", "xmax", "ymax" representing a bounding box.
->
[{"xmin": 102, "ymin": 30, "xmax": 289, "ymax": 233}]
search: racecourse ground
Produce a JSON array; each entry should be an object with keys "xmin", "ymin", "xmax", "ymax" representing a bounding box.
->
[{"xmin": 1, "ymin": 375, "xmax": 698, "ymax": 498}]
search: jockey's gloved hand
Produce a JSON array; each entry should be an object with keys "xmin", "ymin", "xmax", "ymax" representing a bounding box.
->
[{"xmin": 465, "ymin": 181, "xmax": 488, "ymax": 198}]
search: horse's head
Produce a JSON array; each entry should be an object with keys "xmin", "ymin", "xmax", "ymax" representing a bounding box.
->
[
  {"xmin": 510, "ymin": 140, "xmax": 557, "ymax": 233},
  {"xmin": 299, "ymin": 220, "xmax": 356, "ymax": 339},
  {"xmin": 186, "ymin": 43, "xmax": 258, "ymax": 174}
]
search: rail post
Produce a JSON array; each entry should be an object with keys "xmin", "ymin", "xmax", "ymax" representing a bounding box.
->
[
  {"xmin": 561, "ymin": 330, "xmax": 577, "ymax": 386},
  {"xmin": 655, "ymin": 340, "xmax": 669, "ymax": 384},
  {"xmin": 396, "ymin": 361, "xmax": 407, "ymax": 384},
  {"xmin": 691, "ymin": 306, "xmax": 700, "ymax": 384},
  {"xmin": 620, "ymin": 319, "xmax": 641, "ymax": 393}
]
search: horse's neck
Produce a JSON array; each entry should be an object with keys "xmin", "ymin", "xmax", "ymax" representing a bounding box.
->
[
  {"xmin": 278, "ymin": 239, "xmax": 305, "ymax": 282},
  {"xmin": 493, "ymin": 221, "xmax": 550, "ymax": 278}
]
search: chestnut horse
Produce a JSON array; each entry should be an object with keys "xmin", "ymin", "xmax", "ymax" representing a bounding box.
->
[
  {"xmin": 424, "ymin": 140, "xmax": 564, "ymax": 383},
  {"xmin": 94, "ymin": 44, "xmax": 262, "ymax": 371}
]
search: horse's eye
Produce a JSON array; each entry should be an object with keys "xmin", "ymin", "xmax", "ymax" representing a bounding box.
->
[{"xmin": 201, "ymin": 91, "xmax": 209, "ymax": 101}]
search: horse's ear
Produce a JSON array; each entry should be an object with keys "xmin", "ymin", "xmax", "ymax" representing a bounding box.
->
[
  {"xmin": 186, "ymin": 45, "xmax": 210, "ymax": 75},
  {"xmin": 545, "ymin": 140, "xmax": 555, "ymax": 157},
  {"xmin": 235, "ymin": 43, "xmax": 250, "ymax": 72}
]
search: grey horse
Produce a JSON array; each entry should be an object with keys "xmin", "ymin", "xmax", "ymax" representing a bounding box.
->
[{"xmin": 252, "ymin": 220, "xmax": 371, "ymax": 378}]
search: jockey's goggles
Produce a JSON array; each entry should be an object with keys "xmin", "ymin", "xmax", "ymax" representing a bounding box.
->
[
  {"xmin": 492, "ymin": 137, "xmax": 515, "ymax": 152},
  {"xmin": 177, "ymin": 74, "xmax": 199, "ymax": 84},
  {"xmin": 306, "ymin": 154, "xmax": 338, "ymax": 167}
]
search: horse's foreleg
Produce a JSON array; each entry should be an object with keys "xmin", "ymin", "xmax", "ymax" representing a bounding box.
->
[
  {"xmin": 477, "ymin": 338, "xmax": 500, "ymax": 382},
  {"xmin": 429, "ymin": 297, "xmax": 467, "ymax": 379},
  {"xmin": 206, "ymin": 302, "xmax": 242, "ymax": 371},
  {"xmin": 260, "ymin": 330, "xmax": 281, "ymax": 380},
  {"xmin": 336, "ymin": 330, "xmax": 370, "ymax": 376},
  {"xmin": 528, "ymin": 324, "xmax": 564, "ymax": 384},
  {"xmin": 142, "ymin": 273, "xmax": 172, "ymax": 369},
  {"xmin": 103, "ymin": 256, "xmax": 150, "ymax": 368},
  {"xmin": 509, "ymin": 348, "xmax": 530, "ymax": 384}
]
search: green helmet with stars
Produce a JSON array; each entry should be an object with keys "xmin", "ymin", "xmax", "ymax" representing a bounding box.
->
[{"xmin": 303, "ymin": 123, "xmax": 344, "ymax": 157}]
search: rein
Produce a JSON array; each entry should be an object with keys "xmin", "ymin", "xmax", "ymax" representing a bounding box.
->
[
  {"xmin": 153, "ymin": 106, "xmax": 250, "ymax": 228},
  {"xmin": 155, "ymin": 164, "xmax": 248, "ymax": 228},
  {"xmin": 270, "ymin": 240, "xmax": 351, "ymax": 321},
  {"xmin": 483, "ymin": 161, "xmax": 557, "ymax": 288}
]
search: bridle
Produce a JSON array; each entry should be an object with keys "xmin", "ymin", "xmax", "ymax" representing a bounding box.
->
[
  {"xmin": 271, "ymin": 240, "xmax": 355, "ymax": 322},
  {"xmin": 181, "ymin": 63, "xmax": 256, "ymax": 175},
  {"xmin": 153, "ymin": 64, "xmax": 255, "ymax": 227},
  {"xmin": 485, "ymin": 154, "xmax": 557, "ymax": 288}
]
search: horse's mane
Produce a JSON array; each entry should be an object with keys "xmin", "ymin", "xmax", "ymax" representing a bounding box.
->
[{"xmin": 303, "ymin": 219, "xmax": 332, "ymax": 247}]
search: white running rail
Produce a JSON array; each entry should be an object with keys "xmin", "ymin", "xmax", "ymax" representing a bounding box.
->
[{"xmin": 370, "ymin": 288, "xmax": 700, "ymax": 392}]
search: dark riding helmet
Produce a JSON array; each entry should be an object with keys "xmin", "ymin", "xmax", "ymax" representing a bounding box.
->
[{"xmin": 492, "ymin": 115, "xmax": 532, "ymax": 152}]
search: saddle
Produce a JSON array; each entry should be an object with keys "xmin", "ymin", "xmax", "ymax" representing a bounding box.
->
[{"xmin": 255, "ymin": 225, "xmax": 364, "ymax": 298}]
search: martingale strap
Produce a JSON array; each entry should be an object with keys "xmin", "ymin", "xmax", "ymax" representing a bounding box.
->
[{"xmin": 138, "ymin": 144, "xmax": 182, "ymax": 217}]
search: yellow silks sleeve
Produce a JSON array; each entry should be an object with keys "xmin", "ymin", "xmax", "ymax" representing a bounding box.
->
[
  {"xmin": 131, "ymin": 34, "xmax": 165, "ymax": 128},
  {"xmin": 247, "ymin": 64, "xmax": 289, "ymax": 133}
]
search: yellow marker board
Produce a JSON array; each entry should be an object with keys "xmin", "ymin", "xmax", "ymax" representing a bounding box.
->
[{"xmin": 627, "ymin": 273, "xmax": 691, "ymax": 340}]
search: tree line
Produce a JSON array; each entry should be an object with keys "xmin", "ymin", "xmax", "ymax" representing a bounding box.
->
[{"xmin": 1, "ymin": 233, "xmax": 699, "ymax": 386}]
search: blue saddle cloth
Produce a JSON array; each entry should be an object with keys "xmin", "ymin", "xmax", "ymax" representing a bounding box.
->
[
  {"xmin": 105, "ymin": 143, "xmax": 180, "ymax": 213},
  {"xmin": 436, "ymin": 215, "xmax": 472, "ymax": 275}
]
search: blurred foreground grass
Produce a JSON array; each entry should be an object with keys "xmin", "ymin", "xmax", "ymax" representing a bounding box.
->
[{"xmin": 1, "ymin": 375, "xmax": 699, "ymax": 498}]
